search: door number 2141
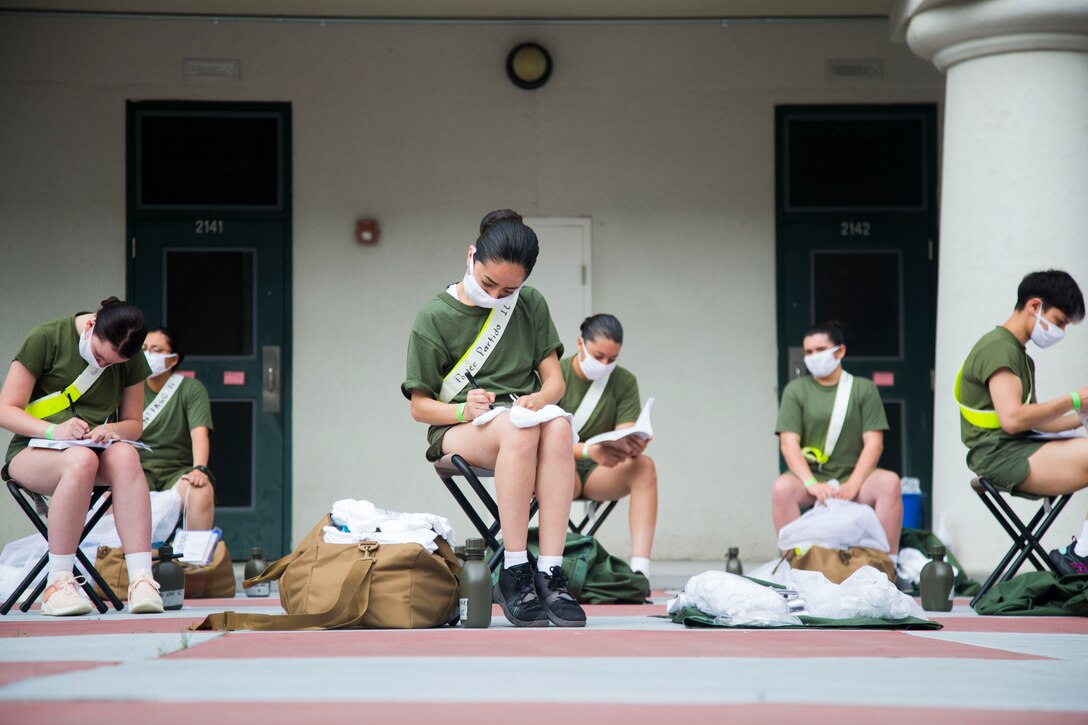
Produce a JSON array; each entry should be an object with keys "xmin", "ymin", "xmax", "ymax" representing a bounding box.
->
[
  {"xmin": 196, "ymin": 220, "xmax": 224, "ymax": 234},
  {"xmin": 840, "ymin": 221, "xmax": 870, "ymax": 237}
]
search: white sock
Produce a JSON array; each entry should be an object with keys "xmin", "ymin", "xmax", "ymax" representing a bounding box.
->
[
  {"xmin": 48, "ymin": 553, "xmax": 76, "ymax": 582},
  {"xmin": 125, "ymin": 552, "xmax": 153, "ymax": 580},
  {"xmin": 537, "ymin": 555, "xmax": 563, "ymax": 574},
  {"xmin": 504, "ymin": 550, "xmax": 529, "ymax": 569},
  {"xmin": 631, "ymin": 557, "xmax": 652, "ymax": 576},
  {"xmin": 1075, "ymin": 523, "xmax": 1088, "ymax": 557}
]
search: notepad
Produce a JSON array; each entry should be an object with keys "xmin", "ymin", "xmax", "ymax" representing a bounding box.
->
[
  {"xmin": 173, "ymin": 527, "xmax": 223, "ymax": 565},
  {"xmin": 28, "ymin": 438, "xmax": 152, "ymax": 452},
  {"xmin": 583, "ymin": 397, "xmax": 655, "ymax": 447}
]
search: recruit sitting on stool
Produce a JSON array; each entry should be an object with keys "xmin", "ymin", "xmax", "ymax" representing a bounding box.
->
[
  {"xmin": 956, "ymin": 269, "xmax": 1088, "ymax": 576},
  {"xmin": 557, "ymin": 314, "xmax": 656, "ymax": 579},
  {"xmin": 0, "ymin": 297, "xmax": 164, "ymax": 616},
  {"xmin": 771, "ymin": 321, "xmax": 902, "ymax": 566}
]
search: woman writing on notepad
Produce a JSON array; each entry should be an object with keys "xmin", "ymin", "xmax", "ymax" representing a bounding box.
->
[
  {"xmin": 402, "ymin": 209, "xmax": 585, "ymax": 628},
  {"xmin": 558, "ymin": 314, "xmax": 657, "ymax": 581},
  {"xmin": 0, "ymin": 297, "xmax": 163, "ymax": 616}
]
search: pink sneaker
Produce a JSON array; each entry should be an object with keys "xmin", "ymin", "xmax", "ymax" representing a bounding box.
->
[
  {"xmin": 127, "ymin": 572, "xmax": 164, "ymax": 614},
  {"xmin": 41, "ymin": 572, "xmax": 93, "ymax": 616}
]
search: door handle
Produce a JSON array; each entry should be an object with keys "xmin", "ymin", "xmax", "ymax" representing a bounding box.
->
[{"xmin": 262, "ymin": 345, "xmax": 281, "ymax": 413}]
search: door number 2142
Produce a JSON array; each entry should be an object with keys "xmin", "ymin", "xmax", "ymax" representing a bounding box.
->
[{"xmin": 840, "ymin": 221, "xmax": 870, "ymax": 237}]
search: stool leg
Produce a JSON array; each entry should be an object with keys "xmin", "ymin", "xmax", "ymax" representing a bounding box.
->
[
  {"xmin": 585, "ymin": 501, "xmax": 618, "ymax": 537},
  {"xmin": 1, "ymin": 554, "xmax": 47, "ymax": 615},
  {"xmin": 77, "ymin": 492, "xmax": 123, "ymax": 611}
]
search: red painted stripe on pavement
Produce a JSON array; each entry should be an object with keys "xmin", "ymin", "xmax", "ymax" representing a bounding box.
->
[
  {"xmin": 0, "ymin": 619, "xmax": 205, "ymax": 637},
  {"xmin": 1, "ymin": 701, "xmax": 1082, "ymax": 725},
  {"xmin": 0, "ymin": 661, "xmax": 116, "ymax": 686},
  {"xmin": 166, "ymin": 628, "xmax": 1044, "ymax": 660}
]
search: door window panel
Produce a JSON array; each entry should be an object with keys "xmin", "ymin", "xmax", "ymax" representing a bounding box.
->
[
  {"xmin": 165, "ymin": 250, "xmax": 255, "ymax": 357},
  {"xmin": 812, "ymin": 251, "xmax": 901, "ymax": 358},
  {"xmin": 207, "ymin": 400, "xmax": 254, "ymax": 509},
  {"xmin": 880, "ymin": 400, "xmax": 905, "ymax": 478}
]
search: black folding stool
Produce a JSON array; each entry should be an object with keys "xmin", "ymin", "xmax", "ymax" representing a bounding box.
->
[
  {"xmin": 435, "ymin": 454, "xmax": 618, "ymax": 572},
  {"xmin": 1, "ymin": 479, "xmax": 125, "ymax": 614},
  {"xmin": 969, "ymin": 476, "xmax": 1072, "ymax": 608}
]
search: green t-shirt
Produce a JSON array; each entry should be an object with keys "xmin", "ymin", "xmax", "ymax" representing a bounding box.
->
[
  {"xmin": 138, "ymin": 376, "xmax": 214, "ymax": 492},
  {"xmin": 775, "ymin": 372, "xmax": 889, "ymax": 482},
  {"xmin": 557, "ymin": 356, "xmax": 642, "ymax": 441},
  {"xmin": 402, "ymin": 285, "xmax": 563, "ymax": 461},
  {"xmin": 958, "ymin": 326, "xmax": 1038, "ymax": 461},
  {"xmin": 5, "ymin": 314, "xmax": 151, "ymax": 465}
]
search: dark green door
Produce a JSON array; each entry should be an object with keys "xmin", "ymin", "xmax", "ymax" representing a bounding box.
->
[
  {"xmin": 126, "ymin": 102, "xmax": 292, "ymax": 557},
  {"xmin": 775, "ymin": 105, "xmax": 938, "ymax": 524}
]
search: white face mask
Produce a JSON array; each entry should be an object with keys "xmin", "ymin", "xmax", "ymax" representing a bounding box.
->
[
  {"xmin": 144, "ymin": 351, "xmax": 178, "ymax": 376},
  {"xmin": 462, "ymin": 248, "xmax": 520, "ymax": 309},
  {"xmin": 78, "ymin": 323, "xmax": 104, "ymax": 369},
  {"xmin": 1030, "ymin": 309, "xmax": 1065, "ymax": 349},
  {"xmin": 804, "ymin": 346, "xmax": 841, "ymax": 378},
  {"xmin": 579, "ymin": 338, "xmax": 617, "ymax": 381}
]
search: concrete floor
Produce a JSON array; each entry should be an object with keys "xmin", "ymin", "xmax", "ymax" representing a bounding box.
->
[{"xmin": 1, "ymin": 578, "xmax": 1086, "ymax": 725}]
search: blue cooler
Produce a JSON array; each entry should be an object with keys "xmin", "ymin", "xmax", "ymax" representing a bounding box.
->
[{"xmin": 901, "ymin": 492, "xmax": 923, "ymax": 529}]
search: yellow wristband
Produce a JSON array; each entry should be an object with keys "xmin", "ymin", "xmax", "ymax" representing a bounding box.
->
[
  {"xmin": 45, "ymin": 424, "xmax": 56, "ymax": 441},
  {"xmin": 1072, "ymin": 392, "xmax": 1082, "ymax": 413},
  {"xmin": 456, "ymin": 403, "xmax": 466, "ymax": 423},
  {"xmin": 803, "ymin": 476, "xmax": 818, "ymax": 488},
  {"xmin": 582, "ymin": 444, "xmax": 591, "ymax": 459}
]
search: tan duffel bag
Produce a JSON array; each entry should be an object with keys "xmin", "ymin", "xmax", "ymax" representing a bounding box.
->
[
  {"xmin": 193, "ymin": 514, "xmax": 461, "ymax": 631},
  {"xmin": 785, "ymin": 545, "xmax": 895, "ymax": 584},
  {"xmin": 94, "ymin": 540, "xmax": 236, "ymax": 600}
]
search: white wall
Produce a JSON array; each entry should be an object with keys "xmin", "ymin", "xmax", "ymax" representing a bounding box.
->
[{"xmin": 0, "ymin": 15, "xmax": 945, "ymax": 565}]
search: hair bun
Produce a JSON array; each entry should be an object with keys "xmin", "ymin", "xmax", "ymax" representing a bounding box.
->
[
  {"xmin": 99, "ymin": 295, "xmax": 121, "ymax": 308},
  {"xmin": 479, "ymin": 209, "xmax": 523, "ymax": 235}
]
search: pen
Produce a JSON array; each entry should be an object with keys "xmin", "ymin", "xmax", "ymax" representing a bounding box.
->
[{"xmin": 464, "ymin": 371, "xmax": 495, "ymax": 410}]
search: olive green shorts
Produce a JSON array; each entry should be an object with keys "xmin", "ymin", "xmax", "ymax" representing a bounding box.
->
[
  {"xmin": 967, "ymin": 438, "xmax": 1046, "ymax": 492},
  {"xmin": 574, "ymin": 458, "xmax": 599, "ymax": 493}
]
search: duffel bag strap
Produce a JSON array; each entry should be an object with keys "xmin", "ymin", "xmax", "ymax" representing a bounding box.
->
[
  {"xmin": 433, "ymin": 537, "xmax": 462, "ymax": 578},
  {"xmin": 193, "ymin": 542, "xmax": 379, "ymax": 632}
]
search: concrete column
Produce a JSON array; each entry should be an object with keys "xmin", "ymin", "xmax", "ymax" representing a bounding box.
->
[{"xmin": 892, "ymin": 0, "xmax": 1088, "ymax": 573}]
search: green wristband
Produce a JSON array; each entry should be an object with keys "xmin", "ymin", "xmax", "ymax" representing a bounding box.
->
[
  {"xmin": 456, "ymin": 402, "xmax": 466, "ymax": 423},
  {"xmin": 803, "ymin": 476, "xmax": 818, "ymax": 488},
  {"xmin": 583, "ymin": 444, "xmax": 591, "ymax": 459},
  {"xmin": 45, "ymin": 424, "xmax": 56, "ymax": 441},
  {"xmin": 1072, "ymin": 392, "xmax": 1082, "ymax": 413}
]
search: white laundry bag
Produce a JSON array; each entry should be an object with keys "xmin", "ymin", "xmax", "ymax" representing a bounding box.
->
[{"xmin": 777, "ymin": 498, "xmax": 889, "ymax": 553}]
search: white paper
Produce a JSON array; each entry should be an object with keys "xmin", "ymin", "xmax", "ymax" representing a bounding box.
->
[
  {"xmin": 172, "ymin": 527, "xmax": 221, "ymax": 565},
  {"xmin": 28, "ymin": 437, "xmax": 151, "ymax": 452},
  {"xmin": 582, "ymin": 397, "xmax": 655, "ymax": 448}
]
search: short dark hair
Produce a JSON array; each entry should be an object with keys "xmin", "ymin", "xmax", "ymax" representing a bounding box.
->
[
  {"xmin": 147, "ymin": 326, "xmax": 184, "ymax": 366},
  {"xmin": 94, "ymin": 296, "xmax": 147, "ymax": 359},
  {"xmin": 474, "ymin": 209, "xmax": 540, "ymax": 277},
  {"xmin": 580, "ymin": 314, "xmax": 624, "ymax": 345},
  {"xmin": 1015, "ymin": 269, "xmax": 1085, "ymax": 322},
  {"xmin": 804, "ymin": 320, "xmax": 845, "ymax": 346}
]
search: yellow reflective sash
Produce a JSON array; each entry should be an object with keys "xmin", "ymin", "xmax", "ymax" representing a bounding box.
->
[
  {"xmin": 24, "ymin": 364, "xmax": 104, "ymax": 420},
  {"xmin": 953, "ymin": 363, "xmax": 1032, "ymax": 430},
  {"xmin": 438, "ymin": 290, "xmax": 519, "ymax": 404},
  {"xmin": 801, "ymin": 446, "xmax": 829, "ymax": 466}
]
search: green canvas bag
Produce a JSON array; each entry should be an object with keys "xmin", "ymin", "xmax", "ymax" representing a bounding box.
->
[
  {"xmin": 900, "ymin": 528, "xmax": 980, "ymax": 596},
  {"xmin": 972, "ymin": 571, "xmax": 1088, "ymax": 616},
  {"xmin": 494, "ymin": 528, "xmax": 650, "ymax": 604}
]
